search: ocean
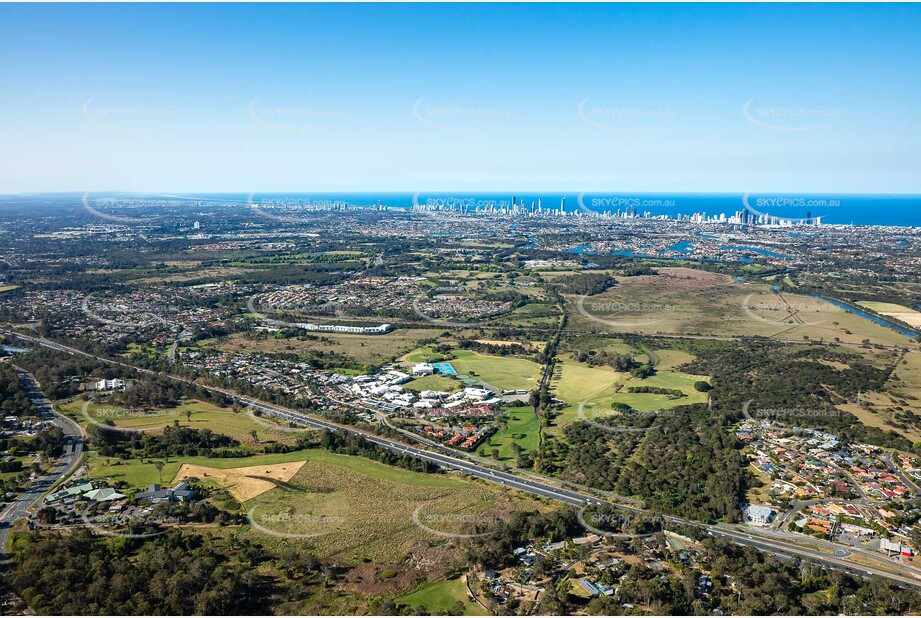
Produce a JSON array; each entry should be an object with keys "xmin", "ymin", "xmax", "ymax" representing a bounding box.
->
[
  {"xmin": 216, "ymin": 193, "xmax": 921, "ymax": 228},
  {"xmin": 7, "ymin": 192, "xmax": 921, "ymax": 229}
]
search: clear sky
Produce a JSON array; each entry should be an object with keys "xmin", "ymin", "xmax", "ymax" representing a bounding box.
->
[{"xmin": 0, "ymin": 2, "xmax": 919, "ymax": 194}]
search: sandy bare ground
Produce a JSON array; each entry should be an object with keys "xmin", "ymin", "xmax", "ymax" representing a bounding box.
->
[
  {"xmin": 173, "ymin": 461, "xmax": 307, "ymax": 501},
  {"xmin": 881, "ymin": 312, "xmax": 921, "ymax": 328}
]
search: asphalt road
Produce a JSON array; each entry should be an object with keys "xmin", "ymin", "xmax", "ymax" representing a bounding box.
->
[
  {"xmin": 707, "ymin": 525, "xmax": 921, "ymax": 588},
  {"xmin": 150, "ymin": 384, "xmax": 921, "ymax": 590},
  {"xmin": 240, "ymin": 398, "xmax": 593, "ymax": 506},
  {"xmin": 5, "ymin": 330, "xmax": 921, "ymax": 589},
  {"xmin": 883, "ymin": 451, "xmax": 921, "ymax": 494},
  {"xmin": 0, "ymin": 369, "xmax": 84, "ymax": 562}
]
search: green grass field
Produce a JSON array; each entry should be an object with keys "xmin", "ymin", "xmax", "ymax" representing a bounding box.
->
[
  {"xmin": 245, "ymin": 450, "xmax": 543, "ymax": 564},
  {"xmin": 124, "ymin": 342, "xmax": 163, "ymax": 359},
  {"xmin": 493, "ymin": 302, "xmax": 561, "ymax": 327},
  {"xmin": 478, "ymin": 405, "xmax": 540, "ymax": 461},
  {"xmin": 547, "ymin": 362, "xmax": 622, "ymax": 433},
  {"xmin": 581, "ymin": 370, "xmax": 710, "ymax": 416},
  {"xmin": 0, "ymin": 455, "xmax": 37, "ymax": 483},
  {"xmin": 88, "ymin": 445, "xmax": 521, "ymax": 495},
  {"xmin": 857, "ymin": 301, "xmax": 921, "ymax": 328},
  {"xmin": 858, "ymin": 301, "xmax": 916, "ymax": 313},
  {"xmin": 551, "ymin": 361, "xmax": 620, "ymax": 402},
  {"xmin": 403, "ymin": 374, "xmax": 463, "ymax": 393},
  {"xmin": 88, "ymin": 444, "xmax": 484, "ymax": 496},
  {"xmin": 58, "ymin": 398, "xmax": 295, "ymax": 445},
  {"xmin": 401, "ymin": 346, "xmax": 448, "ymax": 364},
  {"xmin": 86, "ymin": 448, "xmax": 322, "ymax": 488},
  {"xmin": 397, "ymin": 578, "xmax": 487, "ymax": 616},
  {"xmin": 449, "ymin": 350, "xmax": 542, "ymax": 391},
  {"xmin": 325, "ymin": 367, "xmax": 365, "ymax": 376},
  {"xmin": 420, "ymin": 269, "xmax": 504, "ymax": 280},
  {"xmin": 548, "ymin": 358, "xmax": 709, "ymax": 433},
  {"xmin": 652, "ymin": 348, "xmax": 697, "ymax": 371}
]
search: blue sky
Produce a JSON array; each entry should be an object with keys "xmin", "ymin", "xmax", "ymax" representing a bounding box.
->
[{"xmin": 0, "ymin": 3, "xmax": 919, "ymax": 194}]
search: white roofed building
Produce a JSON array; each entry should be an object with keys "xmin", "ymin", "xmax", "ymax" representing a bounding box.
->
[{"xmin": 412, "ymin": 363, "xmax": 435, "ymax": 376}]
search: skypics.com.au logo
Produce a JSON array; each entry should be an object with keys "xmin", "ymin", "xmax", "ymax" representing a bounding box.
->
[
  {"xmin": 81, "ymin": 292, "xmax": 170, "ymax": 328},
  {"xmin": 741, "ymin": 399, "xmax": 841, "ymax": 422},
  {"xmin": 81, "ymin": 400, "xmax": 186, "ymax": 435},
  {"xmin": 740, "ymin": 292, "xmax": 833, "ymax": 328},
  {"xmin": 578, "ymin": 400, "xmax": 676, "ymax": 434},
  {"xmin": 412, "ymin": 504, "xmax": 506, "ymax": 539},
  {"xmin": 247, "ymin": 98, "xmax": 346, "ymax": 133},
  {"xmin": 577, "ymin": 507, "xmax": 665, "ymax": 539},
  {"xmin": 577, "ymin": 98, "xmax": 675, "ymax": 132},
  {"xmin": 244, "ymin": 403, "xmax": 358, "ymax": 433},
  {"xmin": 411, "ymin": 294, "xmax": 511, "ymax": 329},
  {"xmin": 81, "ymin": 192, "xmax": 165, "ymax": 225},
  {"xmin": 576, "ymin": 193, "xmax": 678, "ymax": 216},
  {"xmin": 81, "ymin": 509, "xmax": 181, "ymax": 539},
  {"xmin": 411, "ymin": 192, "xmax": 512, "ymax": 212},
  {"xmin": 248, "ymin": 193, "xmax": 351, "ymax": 224},
  {"xmin": 82, "ymin": 97, "xmax": 176, "ymax": 133},
  {"xmin": 576, "ymin": 295, "xmax": 673, "ymax": 329},
  {"xmin": 741, "ymin": 193, "xmax": 841, "ymax": 226},
  {"xmin": 742, "ymin": 97, "xmax": 840, "ymax": 132},
  {"xmin": 412, "ymin": 97, "xmax": 510, "ymax": 132},
  {"xmin": 247, "ymin": 505, "xmax": 346, "ymax": 540}
]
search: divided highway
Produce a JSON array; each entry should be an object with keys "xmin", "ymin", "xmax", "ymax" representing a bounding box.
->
[
  {"xmin": 241, "ymin": 399, "xmax": 592, "ymax": 506},
  {"xmin": 4, "ymin": 330, "xmax": 921, "ymax": 588},
  {"xmin": 0, "ymin": 369, "xmax": 84, "ymax": 562}
]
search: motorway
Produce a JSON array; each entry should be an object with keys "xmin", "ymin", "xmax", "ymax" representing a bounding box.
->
[
  {"xmin": 0, "ymin": 369, "xmax": 84, "ymax": 562},
  {"xmin": 5, "ymin": 330, "xmax": 921, "ymax": 588},
  {"xmin": 250, "ymin": 394, "xmax": 921, "ymax": 588},
  {"xmin": 705, "ymin": 526, "xmax": 899, "ymax": 582},
  {"xmin": 2, "ymin": 332, "xmax": 597, "ymax": 508},
  {"xmin": 325, "ymin": 390, "xmax": 645, "ymax": 507},
  {"xmin": 242, "ymin": 398, "xmax": 594, "ymax": 506}
]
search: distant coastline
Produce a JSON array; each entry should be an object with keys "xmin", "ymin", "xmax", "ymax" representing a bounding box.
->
[{"xmin": 2, "ymin": 192, "xmax": 921, "ymax": 228}]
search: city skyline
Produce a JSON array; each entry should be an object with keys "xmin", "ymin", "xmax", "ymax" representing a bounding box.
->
[{"xmin": 4, "ymin": 4, "xmax": 921, "ymax": 616}]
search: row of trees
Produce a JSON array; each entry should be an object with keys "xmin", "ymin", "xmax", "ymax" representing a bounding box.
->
[
  {"xmin": 11, "ymin": 346, "xmax": 124, "ymax": 400},
  {"xmin": 574, "ymin": 349, "xmax": 639, "ymax": 371},
  {"xmin": 0, "ymin": 362, "xmax": 35, "ymax": 417},
  {"xmin": 550, "ymin": 272, "xmax": 617, "ymax": 296},
  {"xmin": 89, "ymin": 422, "xmax": 239, "ymax": 459}
]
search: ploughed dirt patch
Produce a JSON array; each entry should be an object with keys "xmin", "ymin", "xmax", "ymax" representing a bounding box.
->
[{"xmin": 173, "ymin": 461, "xmax": 307, "ymax": 501}]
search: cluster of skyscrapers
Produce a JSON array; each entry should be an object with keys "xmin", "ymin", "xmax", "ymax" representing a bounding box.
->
[
  {"xmin": 412, "ymin": 195, "xmax": 568, "ymax": 216},
  {"xmin": 411, "ymin": 196, "xmax": 824, "ymax": 227}
]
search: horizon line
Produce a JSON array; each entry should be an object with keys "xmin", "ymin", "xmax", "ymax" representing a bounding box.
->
[{"xmin": 4, "ymin": 191, "xmax": 921, "ymax": 198}]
